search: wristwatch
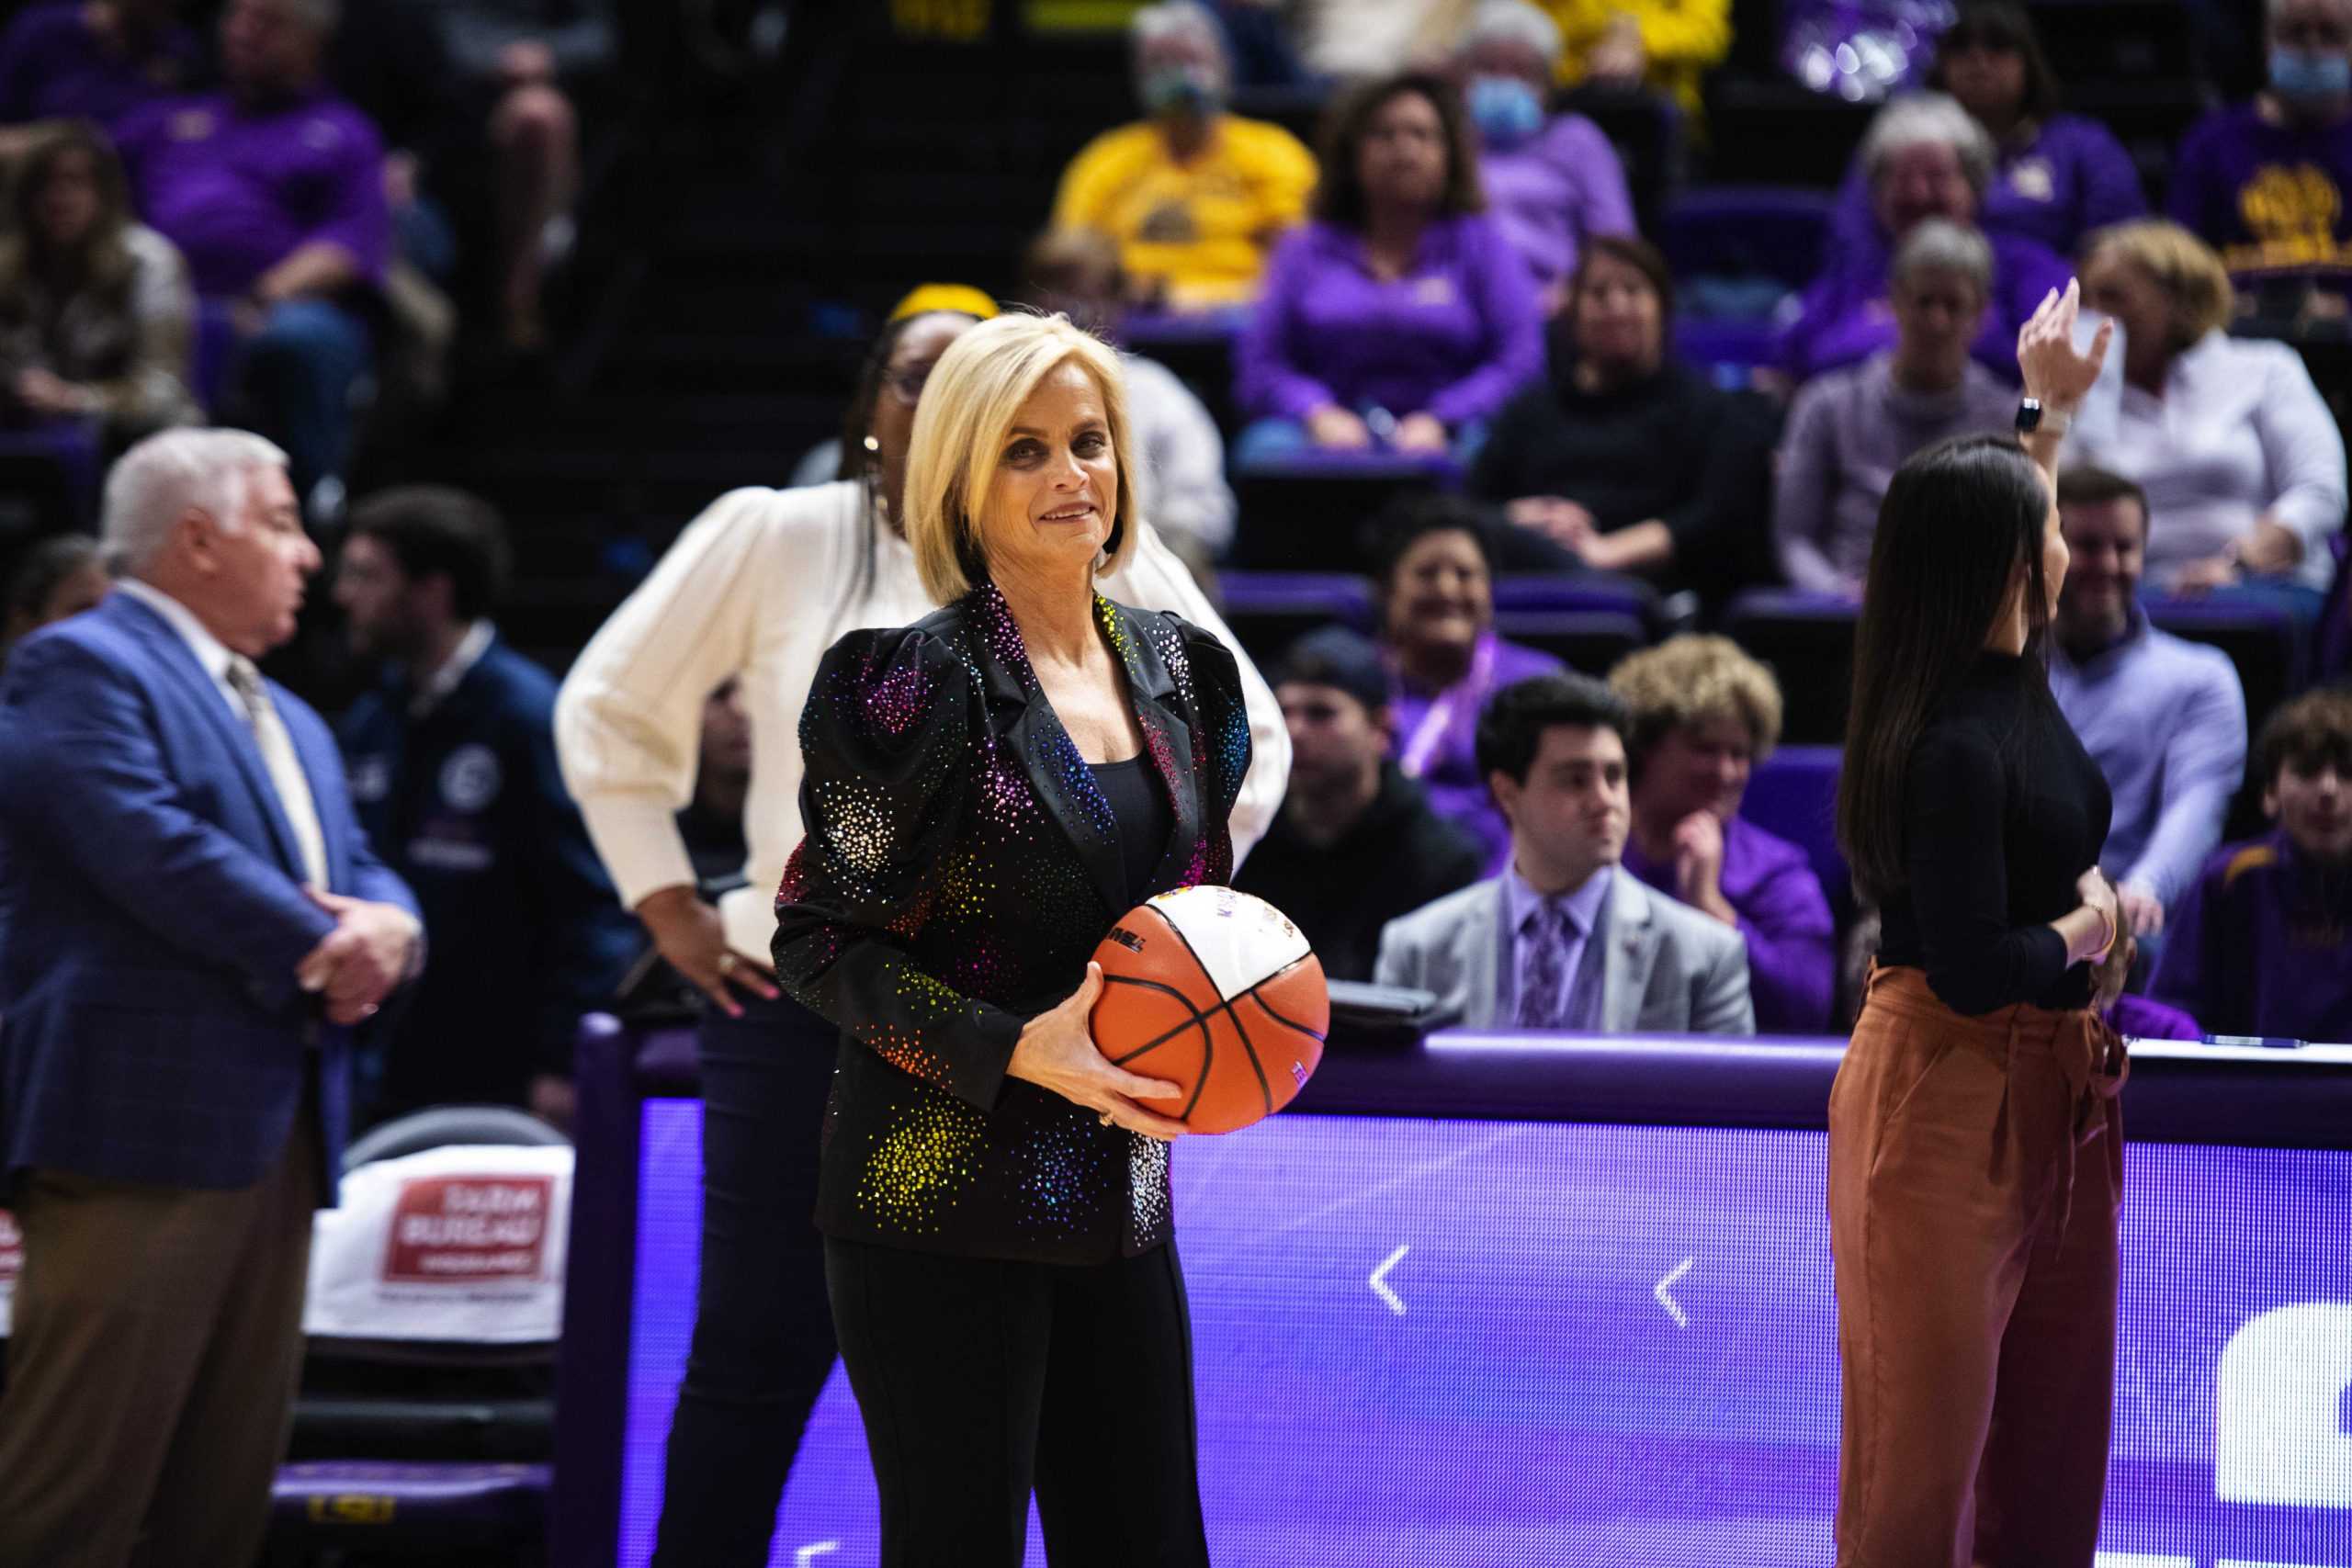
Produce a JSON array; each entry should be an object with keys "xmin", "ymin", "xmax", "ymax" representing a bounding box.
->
[{"xmin": 2015, "ymin": 397, "xmax": 2068, "ymax": 436}]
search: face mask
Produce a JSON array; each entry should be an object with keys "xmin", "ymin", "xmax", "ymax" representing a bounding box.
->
[
  {"xmin": 2271, "ymin": 46, "xmax": 2352, "ymax": 105},
  {"xmin": 1140, "ymin": 64, "xmax": 1220, "ymax": 117},
  {"xmin": 1467, "ymin": 74, "xmax": 1546, "ymax": 148}
]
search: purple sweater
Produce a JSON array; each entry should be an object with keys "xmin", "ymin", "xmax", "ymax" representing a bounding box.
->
[
  {"xmin": 1387, "ymin": 631, "xmax": 1562, "ymax": 874},
  {"xmin": 1827, "ymin": 113, "xmax": 2145, "ymax": 266},
  {"xmin": 1477, "ymin": 114, "xmax": 1636, "ymax": 288},
  {"xmin": 1237, "ymin": 214, "xmax": 1544, "ymax": 428},
  {"xmin": 1621, "ymin": 814, "xmax": 1836, "ymax": 1034},
  {"xmin": 2152, "ymin": 830, "xmax": 2352, "ymax": 1043},
  {"xmin": 1775, "ymin": 225, "xmax": 2069, "ymax": 385},
  {"xmin": 0, "ymin": 2, "xmax": 203, "ymax": 131},
  {"xmin": 2169, "ymin": 103, "xmax": 2352, "ymax": 292}
]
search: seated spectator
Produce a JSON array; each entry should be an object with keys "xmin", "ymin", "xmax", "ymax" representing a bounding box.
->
[
  {"xmin": 0, "ymin": 0, "xmax": 202, "ymax": 144},
  {"xmin": 1373, "ymin": 493, "xmax": 1563, "ymax": 872},
  {"xmin": 2071, "ymin": 220, "xmax": 2346, "ymax": 618},
  {"xmin": 1469, "ymin": 235, "xmax": 1778, "ymax": 604},
  {"xmin": 677, "ymin": 676, "xmax": 751, "ymax": 886},
  {"xmin": 116, "ymin": 0, "xmax": 391, "ymax": 515},
  {"xmin": 1235, "ymin": 626, "xmax": 1486, "ymax": 980},
  {"xmin": 411, "ymin": 0, "xmax": 607, "ymax": 354},
  {"xmin": 1374, "ymin": 671, "xmax": 1755, "ymax": 1033},
  {"xmin": 1776, "ymin": 92, "xmax": 2069, "ymax": 385},
  {"xmin": 1021, "ymin": 228, "xmax": 1237, "ymax": 558},
  {"xmin": 1826, "ymin": 4, "xmax": 2143, "ymax": 266},
  {"xmin": 1775, "ymin": 220, "xmax": 2017, "ymax": 596},
  {"xmin": 2168, "ymin": 0, "xmax": 2352, "ymax": 315},
  {"xmin": 2154, "ymin": 688, "xmax": 2352, "ymax": 1042},
  {"xmin": 0, "ymin": 122, "xmax": 201, "ymax": 459},
  {"xmin": 2049, "ymin": 468, "xmax": 2248, "ymax": 942},
  {"xmin": 1453, "ymin": 1, "xmax": 1634, "ymax": 311},
  {"xmin": 1609, "ymin": 636, "xmax": 1836, "ymax": 1033},
  {"xmin": 333, "ymin": 484, "xmax": 637, "ymax": 1123},
  {"xmin": 1235, "ymin": 70, "xmax": 1543, "ymax": 466},
  {"xmin": 1532, "ymin": 0, "xmax": 1730, "ymax": 126},
  {"xmin": 1051, "ymin": 2, "xmax": 1317, "ymax": 312},
  {"xmin": 1, "ymin": 532, "xmax": 108, "ymax": 664}
]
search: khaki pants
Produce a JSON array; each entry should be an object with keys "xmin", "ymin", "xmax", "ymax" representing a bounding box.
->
[
  {"xmin": 0, "ymin": 1114, "xmax": 320, "ymax": 1568},
  {"xmin": 1828, "ymin": 964, "xmax": 2128, "ymax": 1568}
]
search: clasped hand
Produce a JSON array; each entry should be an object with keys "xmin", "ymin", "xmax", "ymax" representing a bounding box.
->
[{"xmin": 295, "ymin": 888, "xmax": 419, "ymax": 1025}]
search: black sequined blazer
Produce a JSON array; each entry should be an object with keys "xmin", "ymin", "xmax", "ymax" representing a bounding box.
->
[{"xmin": 773, "ymin": 581, "xmax": 1250, "ymax": 1263}]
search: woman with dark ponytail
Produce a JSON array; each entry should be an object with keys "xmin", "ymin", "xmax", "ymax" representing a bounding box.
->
[{"xmin": 1830, "ymin": 280, "xmax": 2133, "ymax": 1568}]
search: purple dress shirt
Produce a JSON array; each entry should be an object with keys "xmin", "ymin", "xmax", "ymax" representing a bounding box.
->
[
  {"xmin": 1387, "ymin": 631, "xmax": 1564, "ymax": 875},
  {"xmin": 0, "ymin": 1, "xmax": 202, "ymax": 131},
  {"xmin": 2153, "ymin": 830, "xmax": 2352, "ymax": 1043},
  {"xmin": 1620, "ymin": 813, "xmax": 1835, "ymax": 1033},
  {"xmin": 1237, "ymin": 214, "xmax": 1544, "ymax": 428},
  {"xmin": 2168, "ymin": 103, "xmax": 2352, "ymax": 295},
  {"xmin": 116, "ymin": 88, "xmax": 391, "ymax": 299},
  {"xmin": 1477, "ymin": 114, "xmax": 1637, "ymax": 289},
  {"xmin": 1500, "ymin": 862, "xmax": 1612, "ymax": 1030},
  {"xmin": 1827, "ymin": 113, "xmax": 2145, "ymax": 267},
  {"xmin": 1775, "ymin": 225, "xmax": 2069, "ymax": 385}
]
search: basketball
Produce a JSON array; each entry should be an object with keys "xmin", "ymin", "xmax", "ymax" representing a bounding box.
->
[{"xmin": 1089, "ymin": 886, "xmax": 1329, "ymax": 1134}]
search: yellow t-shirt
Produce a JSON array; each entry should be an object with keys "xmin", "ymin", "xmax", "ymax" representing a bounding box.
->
[
  {"xmin": 1050, "ymin": 115, "xmax": 1318, "ymax": 310},
  {"xmin": 1536, "ymin": 0, "xmax": 1732, "ymax": 123}
]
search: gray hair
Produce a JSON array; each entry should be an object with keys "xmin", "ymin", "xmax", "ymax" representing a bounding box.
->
[
  {"xmin": 1860, "ymin": 93, "xmax": 1996, "ymax": 196},
  {"xmin": 1131, "ymin": 2, "xmax": 1227, "ymax": 62},
  {"xmin": 1891, "ymin": 218, "xmax": 1995, "ymax": 293},
  {"xmin": 102, "ymin": 428, "xmax": 290, "ymax": 574},
  {"xmin": 1460, "ymin": 0, "xmax": 1564, "ymax": 65}
]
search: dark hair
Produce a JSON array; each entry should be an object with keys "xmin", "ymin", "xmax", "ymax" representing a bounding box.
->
[
  {"xmin": 1272, "ymin": 624, "xmax": 1389, "ymax": 715},
  {"xmin": 1837, "ymin": 435, "xmax": 2056, "ymax": 902},
  {"xmin": 2053, "ymin": 465, "xmax": 2149, "ymax": 537},
  {"xmin": 1368, "ymin": 491, "xmax": 1497, "ymax": 592},
  {"xmin": 1928, "ymin": 3, "xmax": 2063, "ymax": 123},
  {"xmin": 1312, "ymin": 71, "xmax": 1485, "ymax": 230},
  {"xmin": 345, "ymin": 485, "xmax": 511, "ymax": 621},
  {"xmin": 1476, "ymin": 672, "xmax": 1631, "ymax": 788},
  {"xmin": 0, "ymin": 121, "xmax": 133, "ymax": 292},
  {"xmin": 5, "ymin": 533, "xmax": 104, "ymax": 625},
  {"xmin": 2257, "ymin": 688, "xmax": 2352, "ymax": 790},
  {"xmin": 1567, "ymin": 234, "xmax": 1677, "ymax": 324}
]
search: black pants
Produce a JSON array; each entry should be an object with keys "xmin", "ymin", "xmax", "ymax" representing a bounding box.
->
[
  {"xmin": 826, "ymin": 1235, "xmax": 1212, "ymax": 1568},
  {"xmin": 651, "ymin": 993, "xmax": 842, "ymax": 1566}
]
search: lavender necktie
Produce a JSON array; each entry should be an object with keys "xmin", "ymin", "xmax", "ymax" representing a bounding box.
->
[{"xmin": 1515, "ymin": 898, "xmax": 1574, "ymax": 1030}]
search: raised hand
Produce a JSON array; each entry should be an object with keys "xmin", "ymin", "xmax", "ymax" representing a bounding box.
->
[{"xmin": 2016, "ymin": 278, "xmax": 2111, "ymax": 412}]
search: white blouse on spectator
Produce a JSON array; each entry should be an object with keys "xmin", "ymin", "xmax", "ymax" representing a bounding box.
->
[
  {"xmin": 554, "ymin": 480, "xmax": 1291, "ymax": 962},
  {"xmin": 2066, "ymin": 330, "xmax": 2346, "ymax": 592}
]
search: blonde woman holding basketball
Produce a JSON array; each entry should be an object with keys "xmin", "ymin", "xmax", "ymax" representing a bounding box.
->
[{"xmin": 771, "ymin": 312, "xmax": 1246, "ymax": 1567}]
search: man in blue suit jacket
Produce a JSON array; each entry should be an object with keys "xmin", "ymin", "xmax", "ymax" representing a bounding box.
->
[{"xmin": 0, "ymin": 429, "xmax": 421, "ymax": 1568}]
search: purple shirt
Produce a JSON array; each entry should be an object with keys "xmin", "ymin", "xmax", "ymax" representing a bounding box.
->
[
  {"xmin": 1237, "ymin": 214, "xmax": 1544, "ymax": 428},
  {"xmin": 1775, "ymin": 225, "xmax": 2069, "ymax": 385},
  {"xmin": 2169, "ymin": 102, "xmax": 2352, "ymax": 293},
  {"xmin": 1477, "ymin": 114, "xmax": 1636, "ymax": 289},
  {"xmin": 2153, "ymin": 830, "xmax": 2352, "ymax": 1043},
  {"xmin": 1828, "ymin": 113, "xmax": 2145, "ymax": 266},
  {"xmin": 1620, "ymin": 813, "xmax": 1835, "ymax": 1034},
  {"xmin": 0, "ymin": 2, "xmax": 202, "ymax": 132},
  {"xmin": 117, "ymin": 88, "xmax": 390, "ymax": 299},
  {"xmin": 1500, "ymin": 862, "xmax": 1613, "ymax": 1027},
  {"xmin": 1387, "ymin": 632, "xmax": 1563, "ymax": 874}
]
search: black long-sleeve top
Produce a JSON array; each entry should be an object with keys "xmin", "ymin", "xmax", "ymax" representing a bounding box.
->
[{"xmin": 1877, "ymin": 654, "xmax": 2113, "ymax": 1014}]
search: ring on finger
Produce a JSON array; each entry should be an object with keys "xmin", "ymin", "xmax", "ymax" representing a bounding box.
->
[
  {"xmin": 716, "ymin": 952, "xmax": 738, "ymax": 977},
  {"xmin": 1099, "ymin": 1112, "xmax": 1114, "ymax": 1127}
]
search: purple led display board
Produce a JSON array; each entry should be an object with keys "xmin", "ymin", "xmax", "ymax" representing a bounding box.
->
[{"xmin": 619, "ymin": 1105, "xmax": 2352, "ymax": 1567}]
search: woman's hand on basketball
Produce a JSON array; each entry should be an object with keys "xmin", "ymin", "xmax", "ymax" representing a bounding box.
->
[
  {"xmin": 2017, "ymin": 278, "xmax": 2110, "ymax": 412},
  {"xmin": 1007, "ymin": 962, "xmax": 1190, "ymax": 1140}
]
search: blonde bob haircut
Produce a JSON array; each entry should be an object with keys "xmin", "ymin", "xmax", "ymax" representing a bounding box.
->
[
  {"xmin": 2083, "ymin": 219, "xmax": 2235, "ymax": 344},
  {"xmin": 1608, "ymin": 634, "xmax": 1784, "ymax": 778},
  {"xmin": 901, "ymin": 311, "xmax": 1141, "ymax": 604}
]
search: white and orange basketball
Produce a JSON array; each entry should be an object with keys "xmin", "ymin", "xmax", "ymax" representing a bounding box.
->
[{"xmin": 1089, "ymin": 886, "xmax": 1329, "ymax": 1134}]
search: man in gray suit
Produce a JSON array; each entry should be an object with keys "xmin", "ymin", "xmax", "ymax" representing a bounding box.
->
[{"xmin": 1375, "ymin": 671, "xmax": 1755, "ymax": 1034}]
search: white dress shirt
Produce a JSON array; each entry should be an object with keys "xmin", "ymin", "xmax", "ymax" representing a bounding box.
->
[
  {"xmin": 2067, "ymin": 330, "xmax": 2347, "ymax": 591},
  {"xmin": 554, "ymin": 480, "xmax": 1292, "ymax": 962}
]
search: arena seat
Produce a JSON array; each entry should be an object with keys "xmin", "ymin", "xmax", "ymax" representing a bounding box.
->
[
  {"xmin": 1491, "ymin": 607, "xmax": 1647, "ymax": 676},
  {"xmin": 1491, "ymin": 573, "xmax": 1662, "ymax": 633},
  {"xmin": 1230, "ymin": 460, "xmax": 1443, "ymax": 570},
  {"xmin": 1216, "ymin": 570, "xmax": 1376, "ymax": 664},
  {"xmin": 1657, "ymin": 186, "xmax": 1837, "ymax": 374},
  {"xmin": 1724, "ymin": 589, "xmax": 1859, "ymax": 745},
  {"xmin": 266, "ymin": 1461, "xmax": 549, "ymax": 1562},
  {"xmin": 1740, "ymin": 744, "xmax": 1854, "ymax": 931}
]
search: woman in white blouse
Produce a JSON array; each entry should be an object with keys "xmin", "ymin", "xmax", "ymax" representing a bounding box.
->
[
  {"xmin": 552, "ymin": 295, "xmax": 1288, "ymax": 1565},
  {"xmin": 2073, "ymin": 220, "xmax": 2346, "ymax": 619}
]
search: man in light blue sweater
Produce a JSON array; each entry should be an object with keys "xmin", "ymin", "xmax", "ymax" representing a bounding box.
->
[{"xmin": 2049, "ymin": 467, "xmax": 2248, "ymax": 942}]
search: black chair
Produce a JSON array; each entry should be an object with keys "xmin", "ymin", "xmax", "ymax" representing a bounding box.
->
[
  {"xmin": 1724, "ymin": 590, "xmax": 1860, "ymax": 747},
  {"xmin": 1215, "ymin": 570, "xmax": 1376, "ymax": 665},
  {"xmin": 1492, "ymin": 607, "xmax": 1648, "ymax": 676},
  {"xmin": 1230, "ymin": 462, "xmax": 1440, "ymax": 570}
]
